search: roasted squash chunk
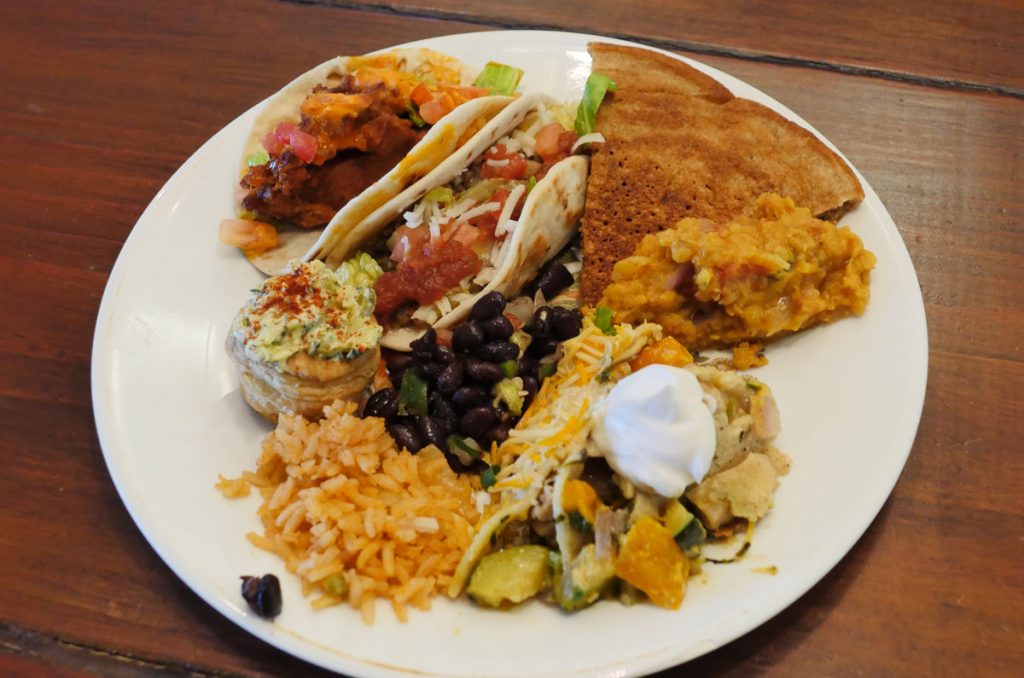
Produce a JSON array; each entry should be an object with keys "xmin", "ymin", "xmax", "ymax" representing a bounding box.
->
[{"xmin": 614, "ymin": 516, "xmax": 689, "ymax": 609}]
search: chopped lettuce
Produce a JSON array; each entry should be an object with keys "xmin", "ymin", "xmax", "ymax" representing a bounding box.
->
[
  {"xmin": 474, "ymin": 62, "xmax": 524, "ymax": 96},
  {"xmin": 246, "ymin": 150, "xmax": 270, "ymax": 167},
  {"xmin": 335, "ymin": 252, "xmax": 383, "ymax": 289},
  {"xmin": 424, "ymin": 186, "xmax": 455, "ymax": 204},
  {"xmin": 574, "ymin": 73, "xmax": 617, "ymax": 136}
]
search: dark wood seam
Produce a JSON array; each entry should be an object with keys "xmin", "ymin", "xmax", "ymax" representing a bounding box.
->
[
  {"xmin": 0, "ymin": 621, "xmax": 239, "ymax": 678},
  {"xmin": 277, "ymin": 0, "xmax": 1024, "ymax": 100}
]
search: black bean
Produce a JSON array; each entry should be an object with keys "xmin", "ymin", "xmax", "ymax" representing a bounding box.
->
[
  {"xmin": 388, "ymin": 421, "xmax": 424, "ymax": 452},
  {"xmin": 433, "ymin": 344, "xmax": 456, "ymax": 365},
  {"xmin": 385, "ymin": 351, "xmax": 414, "ymax": 373},
  {"xmin": 415, "ymin": 415, "xmax": 447, "ymax": 450},
  {"xmin": 488, "ymin": 423, "xmax": 510, "ymax": 445},
  {"xmin": 477, "ymin": 340, "xmax": 519, "ymax": 363},
  {"xmin": 436, "ymin": 360, "xmax": 464, "ymax": 395},
  {"xmin": 518, "ymin": 356, "xmax": 539, "ymax": 376},
  {"xmin": 452, "ymin": 322, "xmax": 486, "ymax": 353},
  {"xmin": 460, "ymin": 406, "xmax": 498, "ymax": 439},
  {"xmin": 521, "ymin": 375, "xmax": 539, "ymax": 400},
  {"xmin": 469, "ymin": 291, "xmax": 506, "ymax": 321},
  {"xmin": 452, "ymin": 386, "xmax": 488, "ymax": 412},
  {"xmin": 481, "ymin": 314, "xmax": 514, "ymax": 341},
  {"xmin": 363, "ymin": 388, "xmax": 398, "ymax": 421},
  {"xmin": 429, "ymin": 392, "xmax": 458, "ymax": 434},
  {"xmin": 537, "ymin": 262, "xmax": 574, "ymax": 300},
  {"xmin": 465, "ymin": 358, "xmax": 505, "ymax": 383},
  {"xmin": 526, "ymin": 307, "xmax": 551, "ymax": 338},
  {"xmin": 528, "ymin": 336, "xmax": 560, "ymax": 358},
  {"xmin": 422, "ymin": 362, "xmax": 444, "ymax": 380},
  {"xmin": 409, "ymin": 327, "xmax": 437, "ymax": 352},
  {"xmin": 240, "ymin": 574, "xmax": 282, "ymax": 619},
  {"xmin": 443, "ymin": 450, "xmax": 476, "ymax": 474},
  {"xmin": 549, "ymin": 307, "xmax": 583, "ymax": 341}
]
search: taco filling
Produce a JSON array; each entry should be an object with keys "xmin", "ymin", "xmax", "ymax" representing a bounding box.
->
[
  {"xmin": 371, "ymin": 103, "xmax": 581, "ymax": 330},
  {"xmin": 241, "ymin": 55, "xmax": 494, "ymax": 230}
]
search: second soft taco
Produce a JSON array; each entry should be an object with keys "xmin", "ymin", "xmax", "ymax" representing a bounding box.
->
[{"xmin": 306, "ymin": 93, "xmax": 591, "ymax": 350}]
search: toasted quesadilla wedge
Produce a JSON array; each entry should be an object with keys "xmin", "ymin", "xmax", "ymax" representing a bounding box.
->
[{"xmin": 580, "ymin": 42, "xmax": 864, "ymax": 303}]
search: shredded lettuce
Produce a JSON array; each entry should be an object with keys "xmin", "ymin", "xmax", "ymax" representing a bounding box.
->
[
  {"xmin": 335, "ymin": 252, "xmax": 383, "ymax": 289},
  {"xmin": 527, "ymin": 175, "xmax": 538, "ymax": 193},
  {"xmin": 246, "ymin": 150, "xmax": 270, "ymax": 167},
  {"xmin": 474, "ymin": 62, "xmax": 524, "ymax": 96},
  {"xmin": 574, "ymin": 73, "xmax": 617, "ymax": 136},
  {"xmin": 424, "ymin": 186, "xmax": 455, "ymax": 204}
]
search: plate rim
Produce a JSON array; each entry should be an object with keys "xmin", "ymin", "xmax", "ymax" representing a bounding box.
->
[{"xmin": 91, "ymin": 28, "xmax": 929, "ymax": 678}]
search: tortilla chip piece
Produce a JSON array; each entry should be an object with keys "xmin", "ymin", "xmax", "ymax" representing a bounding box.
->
[{"xmin": 686, "ymin": 453, "xmax": 780, "ymax": 529}]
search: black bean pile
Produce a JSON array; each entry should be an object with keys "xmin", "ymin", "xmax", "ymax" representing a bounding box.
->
[{"xmin": 362, "ymin": 264, "xmax": 581, "ymax": 473}]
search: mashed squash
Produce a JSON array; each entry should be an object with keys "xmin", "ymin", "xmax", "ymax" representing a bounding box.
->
[{"xmin": 600, "ymin": 194, "xmax": 875, "ymax": 349}]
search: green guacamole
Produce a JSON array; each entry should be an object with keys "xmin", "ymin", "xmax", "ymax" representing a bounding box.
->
[{"xmin": 234, "ymin": 256, "xmax": 383, "ymax": 367}]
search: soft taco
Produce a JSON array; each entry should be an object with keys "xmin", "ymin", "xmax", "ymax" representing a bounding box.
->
[
  {"xmin": 305, "ymin": 93, "xmax": 590, "ymax": 350},
  {"xmin": 219, "ymin": 49, "xmax": 523, "ymax": 274}
]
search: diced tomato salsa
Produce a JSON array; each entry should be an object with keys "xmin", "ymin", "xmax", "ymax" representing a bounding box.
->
[{"xmin": 374, "ymin": 238, "xmax": 483, "ymax": 318}]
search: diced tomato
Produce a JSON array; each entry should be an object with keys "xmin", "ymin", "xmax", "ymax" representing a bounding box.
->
[
  {"xmin": 374, "ymin": 238, "xmax": 483, "ymax": 318},
  {"xmin": 411, "ymin": 83, "xmax": 433, "ymax": 106},
  {"xmin": 419, "ymin": 92, "xmax": 456, "ymax": 125},
  {"xmin": 287, "ymin": 128, "xmax": 319, "ymax": 163},
  {"xmin": 436, "ymin": 328, "xmax": 454, "ymax": 348},
  {"xmin": 390, "ymin": 223, "xmax": 431, "ymax": 263},
  {"xmin": 446, "ymin": 85, "xmax": 491, "ymax": 101},
  {"xmin": 535, "ymin": 122, "xmax": 579, "ymax": 169},
  {"xmin": 467, "ymin": 188, "xmax": 510, "ymax": 238},
  {"xmin": 480, "ymin": 144, "xmax": 527, "ymax": 179},
  {"xmin": 261, "ymin": 130, "xmax": 285, "ymax": 155},
  {"xmin": 260, "ymin": 121, "xmax": 318, "ymax": 163},
  {"xmin": 534, "ymin": 123, "xmax": 566, "ymax": 163}
]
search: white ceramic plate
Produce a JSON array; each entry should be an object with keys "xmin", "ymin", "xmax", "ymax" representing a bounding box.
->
[{"xmin": 92, "ymin": 31, "xmax": 927, "ymax": 677}]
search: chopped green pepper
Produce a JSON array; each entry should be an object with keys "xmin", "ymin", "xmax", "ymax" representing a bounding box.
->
[
  {"xmin": 481, "ymin": 464, "xmax": 500, "ymax": 489},
  {"xmin": 405, "ymin": 102, "xmax": 427, "ymax": 128},
  {"xmin": 499, "ymin": 360, "xmax": 519, "ymax": 378},
  {"xmin": 398, "ymin": 370, "xmax": 428, "ymax": 416},
  {"xmin": 447, "ymin": 434, "xmax": 482, "ymax": 459},
  {"xmin": 594, "ymin": 306, "xmax": 616, "ymax": 335},
  {"xmin": 322, "ymin": 574, "xmax": 348, "ymax": 597},
  {"xmin": 538, "ymin": 362, "xmax": 557, "ymax": 379}
]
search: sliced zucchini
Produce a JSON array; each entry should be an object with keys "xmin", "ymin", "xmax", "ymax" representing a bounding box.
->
[{"xmin": 467, "ymin": 545, "xmax": 552, "ymax": 608}]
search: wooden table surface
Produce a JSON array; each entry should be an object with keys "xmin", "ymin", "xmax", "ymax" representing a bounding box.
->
[{"xmin": 2, "ymin": 0, "xmax": 1021, "ymax": 675}]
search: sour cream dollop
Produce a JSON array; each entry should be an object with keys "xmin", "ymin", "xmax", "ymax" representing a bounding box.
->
[{"xmin": 591, "ymin": 365, "xmax": 717, "ymax": 497}]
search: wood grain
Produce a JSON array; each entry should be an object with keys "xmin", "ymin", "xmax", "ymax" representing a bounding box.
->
[
  {"xmin": 342, "ymin": 0, "xmax": 1024, "ymax": 95},
  {"xmin": 1, "ymin": 0, "xmax": 1022, "ymax": 675}
]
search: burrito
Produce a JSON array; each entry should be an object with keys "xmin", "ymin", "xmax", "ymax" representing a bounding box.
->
[
  {"xmin": 306, "ymin": 93, "xmax": 590, "ymax": 350},
  {"xmin": 219, "ymin": 50, "xmax": 523, "ymax": 274}
]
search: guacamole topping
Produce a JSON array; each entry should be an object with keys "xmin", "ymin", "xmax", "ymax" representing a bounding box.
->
[{"xmin": 235, "ymin": 256, "xmax": 383, "ymax": 366}]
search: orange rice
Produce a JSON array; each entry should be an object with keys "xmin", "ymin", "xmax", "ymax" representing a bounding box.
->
[{"xmin": 217, "ymin": 400, "xmax": 482, "ymax": 623}]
